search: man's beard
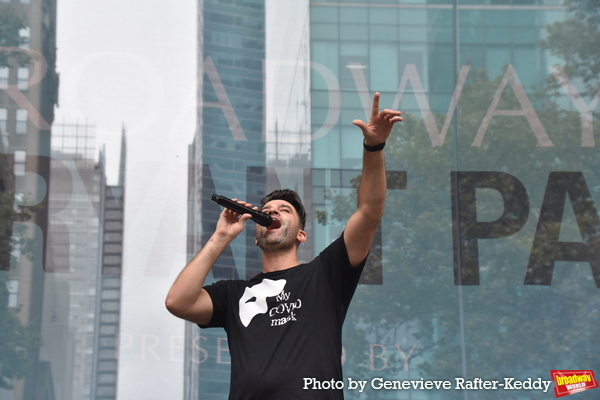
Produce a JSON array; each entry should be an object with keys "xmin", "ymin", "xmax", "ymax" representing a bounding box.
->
[{"xmin": 256, "ymin": 223, "xmax": 297, "ymax": 253}]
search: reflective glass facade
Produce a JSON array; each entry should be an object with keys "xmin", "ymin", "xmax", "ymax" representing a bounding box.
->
[
  {"xmin": 308, "ymin": 2, "xmax": 599, "ymax": 400},
  {"xmin": 0, "ymin": 0, "xmax": 599, "ymax": 399}
]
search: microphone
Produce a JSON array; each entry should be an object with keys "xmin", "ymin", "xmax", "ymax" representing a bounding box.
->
[{"xmin": 211, "ymin": 194, "xmax": 276, "ymax": 227}]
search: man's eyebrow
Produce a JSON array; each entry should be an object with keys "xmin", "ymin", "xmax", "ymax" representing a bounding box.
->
[{"xmin": 262, "ymin": 204, "xmax": 292, "ymax": 210}]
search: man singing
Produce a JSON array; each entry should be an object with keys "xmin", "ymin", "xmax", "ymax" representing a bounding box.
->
[{"xmin": 166, "ymin": 93, "xmax": 402, "ymax": 399}]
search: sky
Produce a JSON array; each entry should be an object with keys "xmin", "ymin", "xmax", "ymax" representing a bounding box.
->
[{"xmin": 55, "ymin": 1, "xmax": 196, "ymax": 398}]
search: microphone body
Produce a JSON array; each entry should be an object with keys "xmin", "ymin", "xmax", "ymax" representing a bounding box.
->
[{"xmin": 211, "ymin": 194, "xmax": 273, "ymax": 227}]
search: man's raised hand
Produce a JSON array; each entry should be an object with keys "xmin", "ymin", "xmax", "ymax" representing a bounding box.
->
[{"xmin": 352, "ymin": 92, "xmax": 403, "ymax": 146}]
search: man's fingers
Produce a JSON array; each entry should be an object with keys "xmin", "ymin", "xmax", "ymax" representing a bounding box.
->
[
  {"xmin": 239, "ymin": 213, "xmax": 253, "ymax": 223},
  {"xmin": 221, "ymin": 198, "xmax": 253, "ymax": 220},
  {"xmin": 380, "ymin": 109, "xmax": 401, "ymax": 117},
  {"xmin": 353, "ymin": 119, "xmax": 367, "ymax": 130},
  {"xmin": 371, "ymin": 92, "xmax": 380, "ymax": 116}
]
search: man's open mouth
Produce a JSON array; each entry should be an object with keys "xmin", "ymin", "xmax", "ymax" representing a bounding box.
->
[{"xmin": 268, "ymin": 217, "xmax": 281, "ymax": 229}]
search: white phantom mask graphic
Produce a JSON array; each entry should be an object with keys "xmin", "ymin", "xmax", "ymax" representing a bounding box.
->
[{"xmin": 239, "ymin": 279, "xmax": 286, "ymax": 327}]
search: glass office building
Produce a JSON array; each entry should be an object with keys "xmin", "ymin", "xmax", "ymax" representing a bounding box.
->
[
  {"xmin": 188, "ymin": 0, "xmax": 267, "ymax": 399},
  {"xmin": 307, "ymin": 2, "xmax": 599, "ymax": 399}
]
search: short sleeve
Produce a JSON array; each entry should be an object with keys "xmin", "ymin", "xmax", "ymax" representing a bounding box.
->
[
  {"xmin": 317, "ymin": 231, "xmax": 366, "ymax": 310},
  {"xmin": 197, "ymin": 280, "xmax": 230, "ymax": 329}
]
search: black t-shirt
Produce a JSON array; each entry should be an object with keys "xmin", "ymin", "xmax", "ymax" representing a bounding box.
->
[{"xmin": 200, "ymin": 233, "xmax": 365, "ymax": 400}]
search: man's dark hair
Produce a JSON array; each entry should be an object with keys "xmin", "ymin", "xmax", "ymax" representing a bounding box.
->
[{"xmin": 260, "ymin": 189, "xmax": 306, "ymax": 230}]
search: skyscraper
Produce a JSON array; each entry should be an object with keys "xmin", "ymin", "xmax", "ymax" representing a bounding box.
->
[
  {"xmin": 187, "ymin": 1, "xmax": 266, "ymax": 398},
  {"xmin": 43, "ymin": 122, "xmax": 102, "ymax": 400},
  {"xmin": 0, "ymin": 0, "xmax": 59, "ymax": 398},
  {"xmin": 39, "ymin": 123, "xmax": 126, "ymax": 400},
  {"xmin": 90, "ymin": 130, "xmax": 126, "ymax": 400}
]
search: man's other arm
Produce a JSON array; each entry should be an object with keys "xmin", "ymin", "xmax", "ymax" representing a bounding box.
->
[{"xmin": 344, "ymin": 92, "xmax": 402, "ymax": 267}]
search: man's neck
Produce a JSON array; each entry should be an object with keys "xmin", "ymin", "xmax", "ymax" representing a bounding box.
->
[{"xmin": 261, "ymin": 248, "xmax": 300, "ymax": 273}]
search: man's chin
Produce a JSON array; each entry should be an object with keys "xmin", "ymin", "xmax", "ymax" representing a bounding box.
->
[{"xmin": 257, "ymin": 239, "xmax": 295, "ymax": 253}]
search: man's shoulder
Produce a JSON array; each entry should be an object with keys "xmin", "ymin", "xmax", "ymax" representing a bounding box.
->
[
  {"xmin": 205, "ymin": 277, "xmax": 251, "ymax": 292},
  {"xmin": 315, "ymin": 232, "xmax": 347, "ymax": 259},
  {"xmin": 210, "ymin": 273, "xmax": 292, "ymax": 289}
]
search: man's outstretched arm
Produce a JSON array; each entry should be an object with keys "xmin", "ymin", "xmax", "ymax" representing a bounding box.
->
[
  {"xmin": 344, "ymin": 92, "xmax": 402, "ymax": 267},
  {"xmin": 165, "ymin": 201, "xmax": 254, "ymax": 324}
]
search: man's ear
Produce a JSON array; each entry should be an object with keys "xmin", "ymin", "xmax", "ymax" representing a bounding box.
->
[{"xmin": 297, "ymin": 229, "xmax": 307, "ymax": 244}]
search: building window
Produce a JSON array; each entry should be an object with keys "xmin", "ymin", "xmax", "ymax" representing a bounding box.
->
[
  {"xmin": 105, "ymin": 221, "xmax": 123, "ymax": 230},
  {"xmin": 19, "ymin": 27, "xmax": 29, "ymax": 48},
  {"xmin": 98, "ymin": 373, "xmax": 116, "ymax": 384},
  {"xmin": 102, "ymin": 278, "xmax": 120, "ymax": 288},
  {"xmin": 100, "ymin": 325, "xmax": 118, "ymax": 335},
  {"xmin": 0, "ymin": 108, "xmax": 7, "ymax": 133},
  {"xmin": 105, "ymin": 210, "xmax": 123, "ymax": 219},
  {"xmin": 17, "ymin": 67, "xmax": 29, "ymax": 90},
  {"xmin": 100, "ymin": 313, "xmax": 119, "ymax": 323},
  {"xmin": 98, "ymin": 361, "xmax": 117, "ymax": 372},
  {"xmin": 7, "ymin": 280, "xmax": 19, "ymax": 307},
  {"xmin": 104, "ymin": 232, "xmax": 122, "ymax": 242},
  {"xmin": 101, "ymin": 290, "xmax": 120, "ymax": 300},
  {"xmin": 104, "ymin": 255, "xmax": 121, "ymax": 265},
  {"xmin": 0, "ymin": 67, "xmax": 8, "ymax": 89},
  {"xmin": 104, "ymin": 244, "xmax": 122, "ymax": 254},
  {"xmin": 15, "ymin": 109, "xmax": 27, "ymax": 133},
  {"xmin": 11, "ymin": 234, "xmax": 21, "ymax": 262},
  {"xmin": 14, "ymin": 150, "xmax": 26, "ymax": 176}
]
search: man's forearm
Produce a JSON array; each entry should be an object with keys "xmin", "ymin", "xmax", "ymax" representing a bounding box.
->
[
  {"xmin": 165, "ymin": 233, "xmax": 230, "ymax": 318},
  {"xmin": 345, "ymin": 93, "xmax": 400, "ymax": 265},
  {"xmin": 357, "ymin": 148, "xmax": 386, "ymax": 221}
]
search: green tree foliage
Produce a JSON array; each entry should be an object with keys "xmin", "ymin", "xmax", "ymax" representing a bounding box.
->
[
  {"xmin": 0, "ymin": 155, "xmax": 42, "ymax": 389},
  {"xmin": 0, "ymin": 276, "xmax": 41, "ymax": 389},
  {"xmin": 0, "ymin": 5, "xmax": 42, "ymax": 391},
  {"xmin": 0, "ymin": 6, "xmax": 29, "ymax": 68},
  {"xmin": 543, "ymin": 0, "xmax": 600, "ymax": 96}
]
